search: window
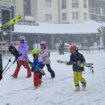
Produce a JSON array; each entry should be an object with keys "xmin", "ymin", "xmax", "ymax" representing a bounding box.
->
[
  {"xmin": 72, "ymin": 0, "xmax": 79, "ymax": 8},
  {"xmin": 90, "ymin": 14, "xmax": 97, "ymax": 20},
  {"xmin": 62, "ymin": 13, "xmax": 67, "ymax": 20},
  {"xmin": 90, "ymin": 4, "xmax": 101, "ymax": 14},
  {"xmin": 94, "ymin": 6, "xmax": 100, "ymax": 14},
  {"xmin": 45, "ymin": 14, "xmax": 52, "ymax": 21},
  {"xmin": 24, "ymin": 0, "xmax": 31, "ymax": 16},
  {"xmin": 83, "ymin": 0, "xmax": 87, "ymax": 8},
  {"xmin": 72, "ymin": 12, "xmax": 79, "ymax": 20},
  {"xmin": 84, "ymin": 13, "xmax": 87, "ymax": 20},
  {"xmin": 45, "ymin": 0, "xmax": 51, "ymax": 7},
  {"xmin": 61, "ymin": 0, "xmax": 66, "ymax": 9}
]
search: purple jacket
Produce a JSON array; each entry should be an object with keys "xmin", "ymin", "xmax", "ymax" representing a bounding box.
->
[{"xmin": 18, "ymin": 41, "xmax": 28, "ymax": 61}]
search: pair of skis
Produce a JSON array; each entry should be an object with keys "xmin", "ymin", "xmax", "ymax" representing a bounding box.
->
[
  {"xmin": 0, "ymin": 15, "xmax": 23, "ymax": 30},
  {"xmin": 57, "ymin": 60, "xmax": 94, "ymax": 73}
]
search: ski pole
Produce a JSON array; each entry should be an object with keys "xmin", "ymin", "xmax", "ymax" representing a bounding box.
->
[
  {"xmin": 2, "ymin": 57, "xmax": 18, "ymax": 75},
  {"xmin": 90, "ymin": 67, "xmax": 94, "ymax": 74},
  {"xmin": 2, "ymin": 62, "xmax": 14, "ymax": 75},
  {"xmin": 2, "ymin": 59, "xmax": 11, "ymax": 72},
  {"xmin": 88, "ymin": 66, "xmax": 94, "ymax": 74}
]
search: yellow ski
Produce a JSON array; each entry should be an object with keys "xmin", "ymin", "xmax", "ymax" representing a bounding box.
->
[{"xmin": 0, "ymin": 15, "xmax": 23, "ymax": 30}]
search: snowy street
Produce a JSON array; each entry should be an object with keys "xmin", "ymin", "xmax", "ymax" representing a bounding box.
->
[
  {"xmin": 0, "ymin": 50, "xmax": 105, "ymax": 105},
  {"xmin": 1, "ymin": 0, "xmax": 105, "ymax": 105}
]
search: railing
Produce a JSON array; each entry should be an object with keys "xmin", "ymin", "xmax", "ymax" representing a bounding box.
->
[{"xmin": 0, "ymin": 46, "xmax": 8, "ymax": 55}]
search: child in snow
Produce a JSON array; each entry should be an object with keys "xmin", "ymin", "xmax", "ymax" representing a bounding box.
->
[
  {"xmin": 31, "ymin": 49, "xmax": 45, "ymax": 89},
  {"xmin": 66, "ymin": 45, "xmax": 86, "ymax": 91},
  {"xmin": 40, "ymin": 41, "xmax": 55, "ymax": 79}
]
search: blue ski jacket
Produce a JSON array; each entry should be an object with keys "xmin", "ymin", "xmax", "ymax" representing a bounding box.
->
[{"xmin": 31, "ymin": 57, "xmax": 43, "ymax": 72}]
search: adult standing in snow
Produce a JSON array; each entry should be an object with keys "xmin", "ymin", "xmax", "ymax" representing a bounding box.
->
[
  {"xmin": 11, "ymin": 36, "xmax": 32, "ymax": 78},
  {"xmin": 66, "ymin": 45, "xmax": 86, "ymax": 91},
  {"xmin": 40, "ymin": 41, "xmax": 55, "ymax": 79},
  {"xmin": 58, "ymin": 40, "xmax": 65, "ymax": 55}
]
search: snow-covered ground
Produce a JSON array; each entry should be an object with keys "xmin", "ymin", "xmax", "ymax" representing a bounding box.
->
[{"xmin": 0, "ymin": 50, "xmax": 105, "ymax": 105}]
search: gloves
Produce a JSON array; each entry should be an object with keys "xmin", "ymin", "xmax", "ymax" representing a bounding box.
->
[
  {"xmin": 39, "ymin": 69, "xmax": 45, "ymax": 75},
  {"xmin": 77, "ymin": 61, "xmax": 85, "ymax": 67},
  {"xmin": 77, "ymin": 61, "xmax": 81, "ymax": 65},
  {"xmin": 65, "ymin": 62, "xmax": 73, "ymax": 65},
  {"xmin": 28, "ymin": 61, "xmax": 33, "ymax": 65},
  {"xmin": 19, "ymin": 53, "xmax": 22, "ymax": 57},
  {"xmin": 64, "ymin": 62, "xmax": 68, "ymax": 65}
]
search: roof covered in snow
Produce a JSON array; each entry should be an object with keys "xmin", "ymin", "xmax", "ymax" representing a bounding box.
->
[{"xmin": 1, "ymin": 20, "xmax": 105, "ymax": 34}]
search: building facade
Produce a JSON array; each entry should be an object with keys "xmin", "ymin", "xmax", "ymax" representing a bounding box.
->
[
  {"xmin": 34, "ymin": 0, "xmax": 89, "ymax": 23},
  {"xmin": 0, "ymin": 0, "xmax": 15, "ymax": 6},
  {"xmin": 16, "ymin": 0, "xmax": 35, "ymax": 21},
  {"xmin": 89, "ymin": 0, "xmax": 105, "ymax": 22},
  {"xmin": 1, "ymin": 0, "xmax": 105, "ymax": 24},
  {"xmin": 33, "ymin": 0, "xmax": 105, "ymax": 23},
  {"xmin": 0, "ymin": 0, "xmax": 15, "ymax": 20},
  {"xmin": 0, "ymin": 0, "xmax": 35, "ymax": 22}
]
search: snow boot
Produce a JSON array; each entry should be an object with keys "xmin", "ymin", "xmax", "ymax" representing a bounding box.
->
[
  {"xmin": 11, "ymin": 75, "xmax": 17, "ymax": 78},
  {"xmin": 50, "ymin": 71, "xmax": 55, "ymax": 78},
  {"xmin": 75, "ymin": 86, "xmax": 80, "ymax": 92},
  {"xmin": 26, "ymin": 75, "xmax": 31, "ymax": 78}
]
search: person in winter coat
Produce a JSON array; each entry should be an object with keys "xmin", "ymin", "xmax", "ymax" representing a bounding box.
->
[
  {"xmin": 0, "ymin": 53, "xmax": 3, "ymax": 80},
  {"xmin": 58, "ymin": 40, "xmax": 65, "ymax": 55},
  {"xmin": 40, "ymin": 41, "xmax": 55, "ymax": 78},
  {"xmin": 31, "ymin": 49, "xmax": 45, "ymax": 89},
  {"xmin": 66, "ymin": 45, "xmax": 86, "ymax": 91},
  {"xmin": 11, "ymin": 36, "xmax": 32, "ymax": 78}
]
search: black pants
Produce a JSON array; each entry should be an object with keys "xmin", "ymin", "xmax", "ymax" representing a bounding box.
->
[{"xmin": 40, "ymin": 64, "xmax": 55, "ymax": 79}]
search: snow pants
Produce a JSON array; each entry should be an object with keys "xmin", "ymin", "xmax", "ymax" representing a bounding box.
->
[
  {"xmin": 40, "ymin": 64, "xmax": 55, "ymax": 78},
  {"xmin": 73, "ymin": 71, "xmax": 86, "ymax": 87},
  {"xmin": 13, "ymin": 60, "xmax": 32, "ymax": 77},
  {"xmin": 34, "ymin": 72, "xmax": 42, "ymax": 88}
]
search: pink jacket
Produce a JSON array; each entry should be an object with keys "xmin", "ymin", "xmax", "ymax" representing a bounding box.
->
[{"xmin": 40, "ymin": 48, "xmax": 50, "ymax": 64}]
